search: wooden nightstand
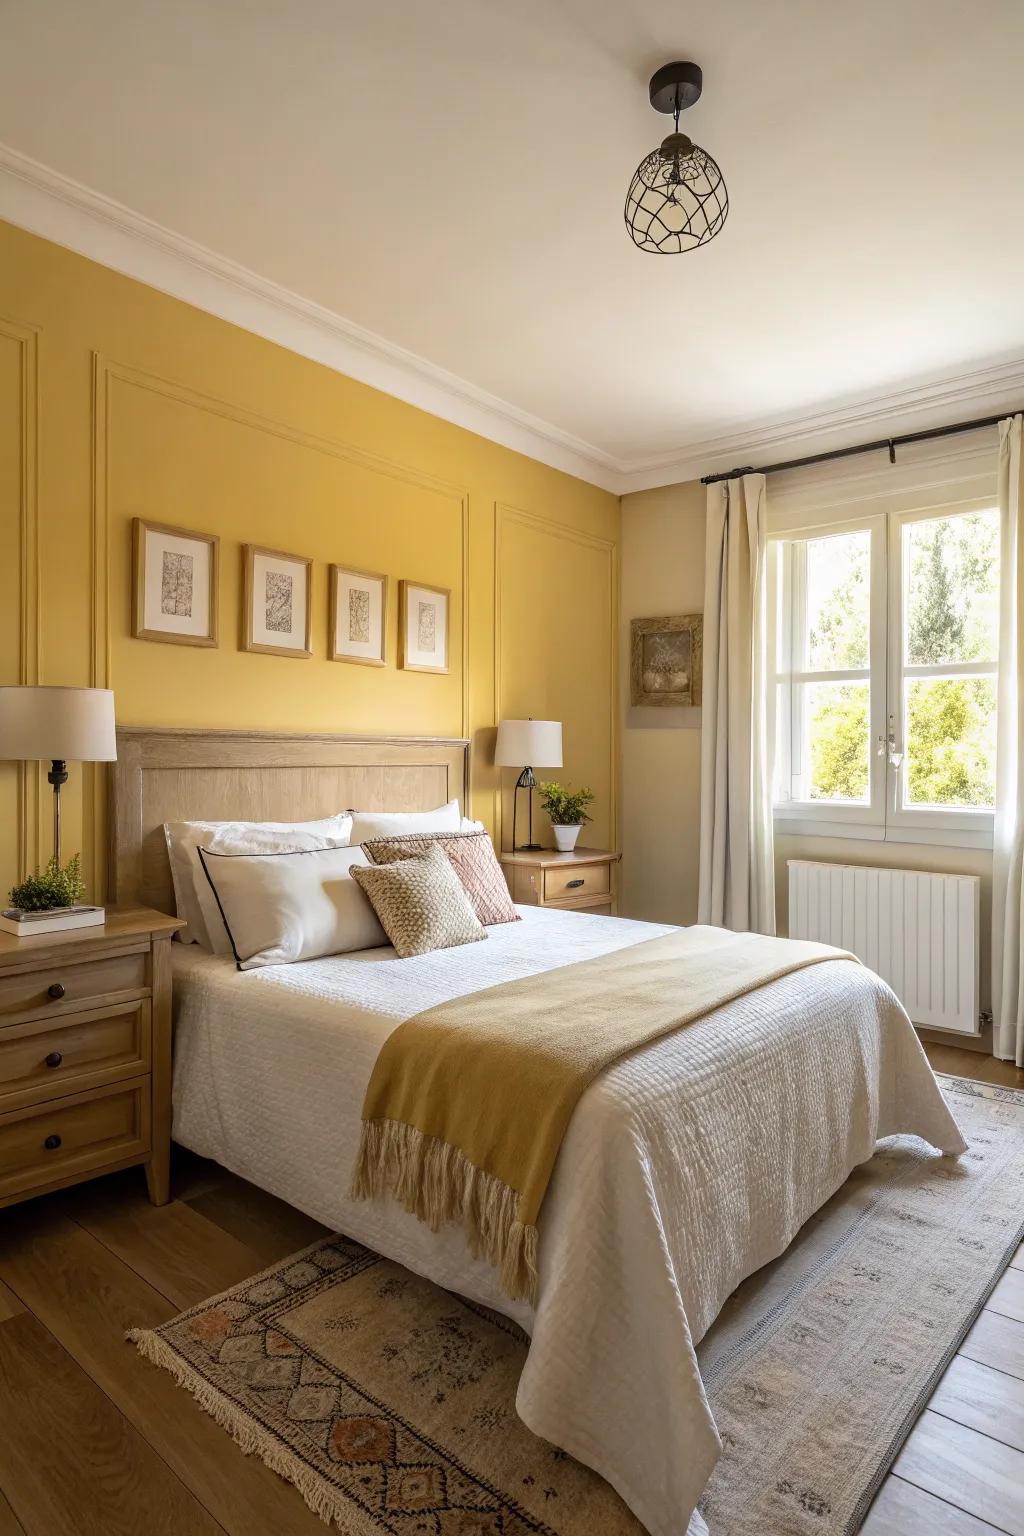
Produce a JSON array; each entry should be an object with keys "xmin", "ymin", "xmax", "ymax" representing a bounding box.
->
[
  {"xmin": 500, "ymin": 848, "xmax": 621, "ymax": 915},
  {"xmin": 0, "ymin": 907, "xmax": 181, "ymax": 1210}
]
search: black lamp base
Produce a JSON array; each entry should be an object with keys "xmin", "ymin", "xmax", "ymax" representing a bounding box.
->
[
  {"xmin": 47, "ymin": 759, "xmax": 68, "ymax": 867},
  {"xmin": 512, "ymin": 767, "xmax": 543, "ymax": 851}
]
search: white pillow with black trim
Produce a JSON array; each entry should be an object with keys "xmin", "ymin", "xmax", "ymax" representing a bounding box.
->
[
  {"xmin": 195, "ymin": 826, "xmax": 359, "ymax": 958},
  {"xmin": 197, "ymin": 843, "xmax": 387, "ymax": 970},
  {"xmin": 165, "ymin": 813, "xmax": 353, "ymax": 947}
]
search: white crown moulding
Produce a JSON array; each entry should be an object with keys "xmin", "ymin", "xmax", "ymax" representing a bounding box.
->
[{"xmin": 2, "ymin": 139, "xmax": 1024, "ymax": 499}]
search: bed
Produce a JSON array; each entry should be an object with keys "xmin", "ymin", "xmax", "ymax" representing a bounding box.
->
[{"xmin": 109, "ymin": 728, "xmax": 966, "ymax": 1536}]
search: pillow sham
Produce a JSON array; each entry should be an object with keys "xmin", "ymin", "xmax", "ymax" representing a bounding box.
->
[
  {"xmin": 197, "ymin": 843, "xmax": 386, "ymax": 970},
  {"xmin": 165, "ymin": 813, "xmax": 353, "ymax": 948},
  {"xmin": 196, "ymin": 826, "xmax": 361, "ymax": 957},
  {"xmin": 348, "ymin": 799, "xmax": 462, "ymax": 844},
  {"xmin": 363, "ymin": 830, "xmax": 518, "ymax": 926},
  {"xmin": 351, "ymin": 843, "xmax": 486, "ymax": 959}
]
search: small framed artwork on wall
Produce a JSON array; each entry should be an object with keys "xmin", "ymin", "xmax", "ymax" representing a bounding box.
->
[
  {"xmin": 630, "ymin": 613, "xmax": 703, "ymax": 707},
  {"xmin": 329, "ymin": 565, "xmax": 387, "ymax": 666},
  {"xmin": 132, "ymin": 518, "xmax": 219, "ymax": 647},
  {"xmin": 399, "ymin": 580, "xmax": 449, "ymax": 674},
  {"xmin": 242, "ymin": 545, "xmax": 313, "ymax": 658}
]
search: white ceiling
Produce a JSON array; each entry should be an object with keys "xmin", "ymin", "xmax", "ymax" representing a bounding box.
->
[{"xmin": 2, "ymin": 0, "xmax": 1024, "ymax": 491}]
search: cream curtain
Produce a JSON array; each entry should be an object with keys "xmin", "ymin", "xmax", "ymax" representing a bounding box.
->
[
  {"xmin": 994, "ymin": 415, "xmax": 1024, "ymax": 1065},
  {"xmin": 698, "ymin": 473, "xmax": 776, "ymax": 934}
]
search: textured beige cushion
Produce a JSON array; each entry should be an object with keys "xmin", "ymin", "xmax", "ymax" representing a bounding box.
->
[
  {"xmin": 352, "ymin": 843, "xmax": 486, "ymax": 959},
  {"xmin": 363, "ymin": 831, "xmax": 519, "ymax": 927}
]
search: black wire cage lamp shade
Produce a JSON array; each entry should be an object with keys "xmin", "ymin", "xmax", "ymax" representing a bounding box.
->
[{"xmin": 625, "ymin": 61, "xmax": 728, "ymax": 254}]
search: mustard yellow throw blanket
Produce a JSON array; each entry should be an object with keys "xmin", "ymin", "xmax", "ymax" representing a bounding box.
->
[{"xmin": 353, "ymin": 927, "xmax": 856, "ymax": 1303}]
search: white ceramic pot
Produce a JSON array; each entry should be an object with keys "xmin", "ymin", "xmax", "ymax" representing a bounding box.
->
[{"xmin": 553, "ymin": 824, "xmax": 582, "ymax": 852}]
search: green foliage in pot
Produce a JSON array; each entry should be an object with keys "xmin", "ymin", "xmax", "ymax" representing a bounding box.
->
[
  {"xmin": 537, "ymin": 782, "xmax": 595, "ymax": 827},
  {"xmin": 8, "ymin": 854, "xmax": 86, "ymax": 912}
]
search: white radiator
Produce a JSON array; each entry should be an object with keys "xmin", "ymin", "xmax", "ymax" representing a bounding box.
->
[{"xmin": 787, "ymin": 859, "xmax": 981, "ymax": 1035}]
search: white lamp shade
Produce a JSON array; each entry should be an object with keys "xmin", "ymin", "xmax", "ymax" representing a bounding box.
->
[
  {"xmin": 494, "ymin": 718, "xmax": 562, "ymax": 769},
  {"xmin": 0, "ymin": 687, "xmax": 117, "ymax": 763}
]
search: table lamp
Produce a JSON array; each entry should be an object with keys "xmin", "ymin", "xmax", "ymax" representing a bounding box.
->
[
  {"xmin": 494, "ymin": 719, "xmax": 562, "ymax": 851},
  {"xmin": 0, "ymin": 686, "xmax": 117, "ymax": 866}
]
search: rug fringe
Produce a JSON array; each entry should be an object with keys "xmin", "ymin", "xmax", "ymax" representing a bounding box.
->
[
  {"xmin": 352, "ymin": 1117, "xmax": 538, "ymax": 1303},
  {"xmin": 127, "ymin": 1327, "xmax": 350, "ymax": 1529}
]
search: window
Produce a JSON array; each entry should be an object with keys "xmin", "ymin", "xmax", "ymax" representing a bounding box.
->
[{"xmin": 771, "ymin": 502, "xmax": 999, "ymax": 847}]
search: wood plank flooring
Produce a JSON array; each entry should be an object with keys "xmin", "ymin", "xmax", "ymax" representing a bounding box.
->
[{"xmin": 0, "ymin": 1041, "xmax": 1018, "ymax": 1536}]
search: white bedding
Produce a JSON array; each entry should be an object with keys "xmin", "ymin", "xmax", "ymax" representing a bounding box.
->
[{"xmin": 171, "ymin": 904, "xmax": 965, "ymax": 1536}]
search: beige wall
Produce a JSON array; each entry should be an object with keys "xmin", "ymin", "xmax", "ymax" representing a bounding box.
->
[
  {"xmin": 620, "ymin": 476, "xmax": 994, "ymax": 1014},
  {"xmin": 619, "ymin": 481, "xmax": 705, "ymax": 925}
]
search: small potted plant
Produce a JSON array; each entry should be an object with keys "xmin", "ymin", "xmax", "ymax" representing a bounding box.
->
[
  {"xmin": 1, "ymin": 853, "xmax": 104, "ymax": 936},
  {"xmin": 537, "ymin": 782, "xmax": 595, "ymax": 853}
]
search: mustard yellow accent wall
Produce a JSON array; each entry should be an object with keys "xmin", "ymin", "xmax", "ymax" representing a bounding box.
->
[{"xmin": 0, "ymin": 218, "xmax": 618, "ymax": 901}]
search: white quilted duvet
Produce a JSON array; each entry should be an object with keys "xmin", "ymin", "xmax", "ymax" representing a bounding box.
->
[{"xmin": 171, "ymin": 905, "xmax": 965, "ymax": 1536}]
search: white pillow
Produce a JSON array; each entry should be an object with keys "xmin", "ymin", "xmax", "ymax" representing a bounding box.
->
[
  {"xmin": 197, "ymin": 844, "xmax": 387, "ymax": 970},
  {"xmin": 196, "ymin": 826, "xmax": 358, "ymax": 957},
  {"xmin": 165, "ymin": 814, "xmax": 353, "ymax": 947},
  {"xmin": 348, "ymin": 799, "xmax": 462, "ymax": 844}
]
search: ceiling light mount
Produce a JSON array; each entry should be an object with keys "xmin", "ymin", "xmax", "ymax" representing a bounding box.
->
[
  {"xmin": 625, "ymin": 59, "xmax": 728, "ymax": 255},
  {"xmin": 648, "ymin": 61, "xmax": 703, "ymax": 116}
]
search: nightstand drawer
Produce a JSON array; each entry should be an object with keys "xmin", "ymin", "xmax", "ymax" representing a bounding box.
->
[
  {"xmin": 0, "ymin": 950, "xmax": 148, "ymax": 1022},
  {"xmin": 0, "ymin": 1077, "xmax": 151, "ymax": 1202},
  {"xmin": 544, "ymin": 863, "xmax": 611, "ymax": 902},
  {"xmin": 0, "ymin": 1000, "xmax": 150, "ymax": 1111}
]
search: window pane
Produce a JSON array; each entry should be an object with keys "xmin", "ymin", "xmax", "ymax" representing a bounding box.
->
[
  {"xmin": 806, "ymin": 531, "xmax": 870, "ymax": 670},
  {"xmin": 904, "ymin": 675, "xmax": 996, "ymax": 808},
  {"xmin": 804, "ymin": 681, "xmax": 870, "ymax": 802},
  {"xmin": 904, "ymin": 510, "xmax": 999, "ymax": 666}
]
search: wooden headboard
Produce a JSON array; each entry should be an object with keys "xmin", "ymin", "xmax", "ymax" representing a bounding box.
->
[{"xmin": 108, "ymin": 728, "xmax": 470, "ymax": 912}]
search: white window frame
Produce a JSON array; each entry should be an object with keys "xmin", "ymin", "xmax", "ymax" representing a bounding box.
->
[
  {"xmin": 770, "ymin": 498, "xmax": 996, "ymax": 850},
  {"xmin": 885, "ymin": 498, "xmax": 997, "ymax": 849},
  {"xmin": 771, "ymin": 515, "xmax": 887, "ymax": 840}
]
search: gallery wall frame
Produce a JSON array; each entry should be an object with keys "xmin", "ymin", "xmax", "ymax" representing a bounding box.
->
[
  {"xmin": 241, "ymin": 543, "xmax": 313, "ymax": 658},
  {"xmin": 329, "ymin": 564, "xmax": 388, "ymax": 667},
  {"xmin": 399, "ymin": 579, "xmax": 450, "ymax": 675},
  {"xmin": 132, "ymin": 517, "xmax": 219, "ymax": 647}
]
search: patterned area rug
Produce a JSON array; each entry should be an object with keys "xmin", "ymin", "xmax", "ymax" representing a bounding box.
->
[{"xmin": 130, "ymin": 1077, "xmax": 1024, "ymax": 1536}]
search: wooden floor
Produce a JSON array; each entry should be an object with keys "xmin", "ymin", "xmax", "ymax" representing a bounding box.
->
[{"xmin": 0, "ymin": 1043, "xmax": 1019, "ymax": 1536}]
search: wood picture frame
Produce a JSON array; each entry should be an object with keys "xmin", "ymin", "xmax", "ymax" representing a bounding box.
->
[
  {"xmin": 328, "ymin": 565, "xmax": 388, "ymax": 667},
  {"xmin": 242, "ymin": 544, "xmax": 313, "ymax": 658},
  {"xmin": 131, "ymin": 518, "xmax": 219, "ymax": 647},
  {"xmin": 399, "ymin": 580, "xmax": 450, "ymax": 674},
  {"xmin": 630, "ymin": 613, "xmax": 703, "ymax": 707}
]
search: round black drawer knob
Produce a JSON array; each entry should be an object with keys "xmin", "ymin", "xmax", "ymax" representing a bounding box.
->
[
  {"xmin": 47, "ymin": 982, "xmax": 65, "ymax": 1000},
  {"xmin": 44, "ymin": 1134, "xmax": 62, "ymax": 1151},
  {"xmin": 44, "ymin": 1051, "xmax": 63, "ymax": 1069}
]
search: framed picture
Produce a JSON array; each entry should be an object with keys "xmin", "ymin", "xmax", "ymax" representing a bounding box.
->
[
  {"xmin": 242, "ymin": 545, "xmax": 312, "ymax": 657},
  {"xmin": 132, "ymin": 518, "xmax": 218, "ymax": 647},
  {"xmin": 399, "ymin": 580, "xmax": 449, "ymax": 674},
  {"xmin": 329, "ymin": 565, "xmax": 387, "ymax": 666},
  {"xmin": 630, "ymin": 613, "xmax": 703, "ymax": 707}
]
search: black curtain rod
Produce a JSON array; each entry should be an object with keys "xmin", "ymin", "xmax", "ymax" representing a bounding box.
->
[{"xmin": 699, "ymin": 408, "xmax": 1013, "ymax": 486}]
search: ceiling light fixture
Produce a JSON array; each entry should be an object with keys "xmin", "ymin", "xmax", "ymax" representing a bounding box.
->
[{"xmin": 625, "ymin": 61, "xmax": 728, "ymax": 254}]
